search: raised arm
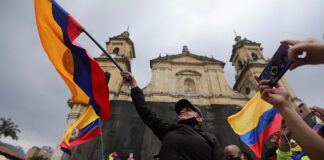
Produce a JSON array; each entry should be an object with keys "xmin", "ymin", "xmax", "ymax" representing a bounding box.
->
[
  {"xmin": 121, "ymin": 72, "xmax": 170, "ymax": 140},
  {"xmin": 256, "ymin": 77, "xmax": 324, "ymax": 160}
]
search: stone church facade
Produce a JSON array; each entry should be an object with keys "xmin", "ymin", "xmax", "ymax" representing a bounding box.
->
[{"xmin": 51, "ymin": 31, "xmax": 300, "ymax": 160}]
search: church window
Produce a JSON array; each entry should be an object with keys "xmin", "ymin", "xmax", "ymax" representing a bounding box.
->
[
  {"xmin": 252, "ymin": 52, "xmax": 258, "ymax": 60},
  {"xmin": 113, "ymin": 47, "xmax": 119, "ymax": 54},
  {"xmin": 245, "ymin": 87, "xmax": 250, "ymax": 95},
  {"xmin": 184, "ymin": 78, "xmax": 196, "ymax": 95},
  {"xmin": 104, "ymin": 72, "xmax": 111, "ymax": 84},
  {"xmin": 238, "ymin": 60, "xmax": 243, "ymax": 69}
]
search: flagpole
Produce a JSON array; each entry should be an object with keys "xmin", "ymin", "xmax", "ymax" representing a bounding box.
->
[
  {"xmin": 82, "ymin": 29, "xmax": 125, "ymax": 72},
  {"xmin": 99, "ymin": 120, "xmax": 105, "ymax": 160},
  {"xmin": 100, "ymin": 134, "xmax": 105, "ymax": 160}
]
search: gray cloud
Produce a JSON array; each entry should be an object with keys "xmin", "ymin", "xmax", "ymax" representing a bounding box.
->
[{"xmin": 0, "ymin": 0, "xmax": 323, "ymax": 152}]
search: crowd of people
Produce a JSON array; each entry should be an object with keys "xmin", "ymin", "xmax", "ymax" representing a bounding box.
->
[{"xmin": 120, "ymin": 38, "xmax": 324, "ymax": 160}]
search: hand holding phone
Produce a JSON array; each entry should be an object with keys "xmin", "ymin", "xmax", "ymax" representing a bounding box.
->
[
  {"xmin": 259, "ymin": 43, "xmax": 292, "ymax": 86},
  {"xmin": 311, "ymin": 106, "xmax": 324, "ymax": 121}
]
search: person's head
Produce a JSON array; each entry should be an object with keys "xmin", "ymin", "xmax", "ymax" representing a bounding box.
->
[
  {"xmin": 241, "ymin": 151, "xmax": 253, "ymax": 160},
  {"xmin": 224, "ymin": 145, "xmax": 244, "ymax": 160},
  {"xmin": 175, "ymin": 99, "xmax": 203, "ymax": 128}
]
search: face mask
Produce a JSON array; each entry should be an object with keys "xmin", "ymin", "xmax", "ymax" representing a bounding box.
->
[
  {"xmin": 225, "ymin": 157, "xmax": 241, "ymax": 160},
  {"xmin": 178, "ymin": 117, "xmax": 199, "ymax": 126}
]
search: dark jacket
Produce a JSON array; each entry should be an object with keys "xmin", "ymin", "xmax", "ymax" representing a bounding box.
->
[{"xmin": 131, "ymin": 87, "xmax": 223, "ymax": 160}]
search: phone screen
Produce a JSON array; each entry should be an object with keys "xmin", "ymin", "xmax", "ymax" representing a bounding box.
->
[
  {"xmin": 129, "ymin": 153, "xmax": 133, "ymax": 158},
  {"xmin": 259, "ymin": 43, "xmax": 291, "ymax": 86}
]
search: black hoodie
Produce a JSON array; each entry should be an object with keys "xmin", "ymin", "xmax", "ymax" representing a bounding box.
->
[{"xmin": 131, "ymin": 87, "xmax": 223, "ymax": 160}]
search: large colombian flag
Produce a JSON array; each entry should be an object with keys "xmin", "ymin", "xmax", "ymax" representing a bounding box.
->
[
  {"xmin": 60, "ymin": 107, "xmax": 102, "ymax": 154},
  {"xmin": 227, "ymin": 92, "xmax": 282, "ymax": 159},
  {"xmin": 35, "ymin": 0, "xmax": 110, "ymax": 120}
]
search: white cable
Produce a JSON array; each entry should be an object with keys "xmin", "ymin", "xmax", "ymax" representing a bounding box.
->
[{"xmin": 282, "ymin": 132, "xmax": 292, "ymax": 150}]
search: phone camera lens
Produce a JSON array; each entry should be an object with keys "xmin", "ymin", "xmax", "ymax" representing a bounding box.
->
[
  {"xmin": 299, "ymin": 110, "xmax": 303, "ymax": 113},
  {"xmin": 271, "ymin": 66, "xmax": 279, "ymax": 76}
]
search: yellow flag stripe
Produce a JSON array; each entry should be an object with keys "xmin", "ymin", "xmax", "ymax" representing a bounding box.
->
[
  {"xmin": 62, "ymin": 106, "xmax": 99, "ymax": 146},
  {"xmin": 227, "ymin": 92, "xmax": 273, "ymax": 135},
  {"xmin": 35, "ymin": 0, "xmax": 89, "ymax": 103}
]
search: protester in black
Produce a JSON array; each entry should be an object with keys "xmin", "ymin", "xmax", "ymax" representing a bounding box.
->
[{"xmin": 121, "ymin": 72, "xmax": 223, "ymax": 160}]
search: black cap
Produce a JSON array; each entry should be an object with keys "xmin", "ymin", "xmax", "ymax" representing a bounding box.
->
[{"xmin": 175, "ymin": 99, "xmax": 202, "ymax": 117}]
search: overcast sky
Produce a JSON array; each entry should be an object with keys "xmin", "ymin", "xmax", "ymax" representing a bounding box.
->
[{"xmin": 0, "ymin": 0, "xmax": 323, "ymax": 153}]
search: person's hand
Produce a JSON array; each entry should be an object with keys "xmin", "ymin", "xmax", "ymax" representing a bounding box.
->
[
  {"xmin": 120, "ymin": 71, "xmax": 138, "ymax": 88},
  {"xmin": 270, "ymin": 132, "xmax": 279, "ymax": 148},
  {"xmin": 127, "ymin": 158, "xmax": 134, "ymax": 160},
  {"xmin": 120, "ymin": 71, "xmax": 133, "ymax": 81},
  {"xmin": 280, "ymin": 120, "xmax": 292, "ymax": 140},
  {"xmin": 281, "ymin": 38, "xmax": 324, "ymax": 70},
  {"xmin": 255, "ymin": 76, "xmax": 291, "ymax": 108},
  {"xmin": 278, "ymin": 120, "xmax": 292, "ymax": 152},
  {"xmin": 311, "ymin": 106, "xmax": 324, "ymax": 121}
]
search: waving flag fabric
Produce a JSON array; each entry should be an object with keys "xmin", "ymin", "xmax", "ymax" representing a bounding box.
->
[
  {"xmin": 227, "ymin": 92, "xmax": 282, "ymax": 159},
  {"xmin": 60, "ymin": 107, "xmax": 102, "ymax": 154},
  {"xmin": 313, "ymin": 121, "xmax": 324, "ymax": 137},
  {"xmin": 35, "ymin": 0, "xmax": 110, "ymax": 120}
]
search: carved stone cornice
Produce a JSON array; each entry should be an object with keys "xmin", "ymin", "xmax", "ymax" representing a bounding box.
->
[
  {"xmin": 108, "ymin": 31, "xmax": 133, "ymax": 44},
  {"xmin": 110, "ymin": 88, "xmax": 247, "ymax": 101},
  {"xmin": 176, "ymin": 70, "xmax": 202, "ymax": 77},
  {"xmin": 67, "ymin": 99, "xmax": 89, "ymax": 109},
  {"xmin": 105, "ymin": 31, "xmax": 136, "ymax": 58},
  {"xmin": 142, "ymin": 92, "xmax": 246, "ymax": 99},
  {"xmin": 68, "ymin": 112, "xmax": 82, "ymax": 119},
  {"xmin": 150, "ymin": 52, "xmax": 225, "ymax": 68},
  {"xmin": 94, "ymin": 57, "xmax": 131, "ymax": 72}
]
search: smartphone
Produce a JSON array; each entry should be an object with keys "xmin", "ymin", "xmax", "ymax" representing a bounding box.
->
[
  {"xmin": 129, "ymin": 153, "xmax": 133, "ymax": 158},
  {"xmin": 258, "ymin": 43, "xmax": 292, "ymax": 86},
  {"xmin": 295, "ymin": 103, "xmax": 312, "ymax": 119}
]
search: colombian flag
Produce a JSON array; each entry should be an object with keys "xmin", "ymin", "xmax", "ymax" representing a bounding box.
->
[
  {"xmin": 227, "ymin": 92, "xmax": 282, "ymax": 159},
  {"xmin": 108, "ymin": 152, "xmax": 120, "ymax": 160},
  {"xmin": 35, "ymin": 0, "xmax": 110, "ymax": 120},
  {"xmin": 60, "ymin": 107, "xmax": 102, "ymax": 154},
  {"xmin": 313, "ymin": 121, "xmax": 324, "ymax": 137}
]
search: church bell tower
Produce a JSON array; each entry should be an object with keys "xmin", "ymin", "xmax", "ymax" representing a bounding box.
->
[
  {"xmin": 230, "ymin": 35, "xmax": 267, "ymax": 98},
  {"xmin": 230, "ymin": 35, "xmax": 300, "ymax": 105},
  {"xmin": 95, "ymin": 31, "xmax": 135, "ymax": 100}
]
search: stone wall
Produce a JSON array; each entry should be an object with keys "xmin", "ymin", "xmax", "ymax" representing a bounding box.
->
[{"xmin": 62, "ymin": 100, "xmax": 258, "ymax": 160}]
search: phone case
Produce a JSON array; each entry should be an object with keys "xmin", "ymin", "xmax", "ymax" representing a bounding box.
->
[
  {"xmin": 296, "ymin": 103, "xmax": 312, "ymax": 119},
  {"xmin": 259, "ymin": 43, "xmax": 292, "ymax": 86}
]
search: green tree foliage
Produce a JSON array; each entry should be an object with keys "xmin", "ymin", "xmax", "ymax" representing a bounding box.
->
[
  {"xmin": 0, "ymin": 118, "xmax": 21, "ymax": 140},
  {"xmin": 29, "ymin": 156, "xmax": 50, "ymax": 160}
]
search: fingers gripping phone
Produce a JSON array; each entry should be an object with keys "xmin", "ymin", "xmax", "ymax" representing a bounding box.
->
[
  {"xmin": 296, "ymin": 103, "xmax": 312, "ymax": 119},
  {"xmin": 259, "ymin": 43, "xmax": 292, "ymax": 86}
]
